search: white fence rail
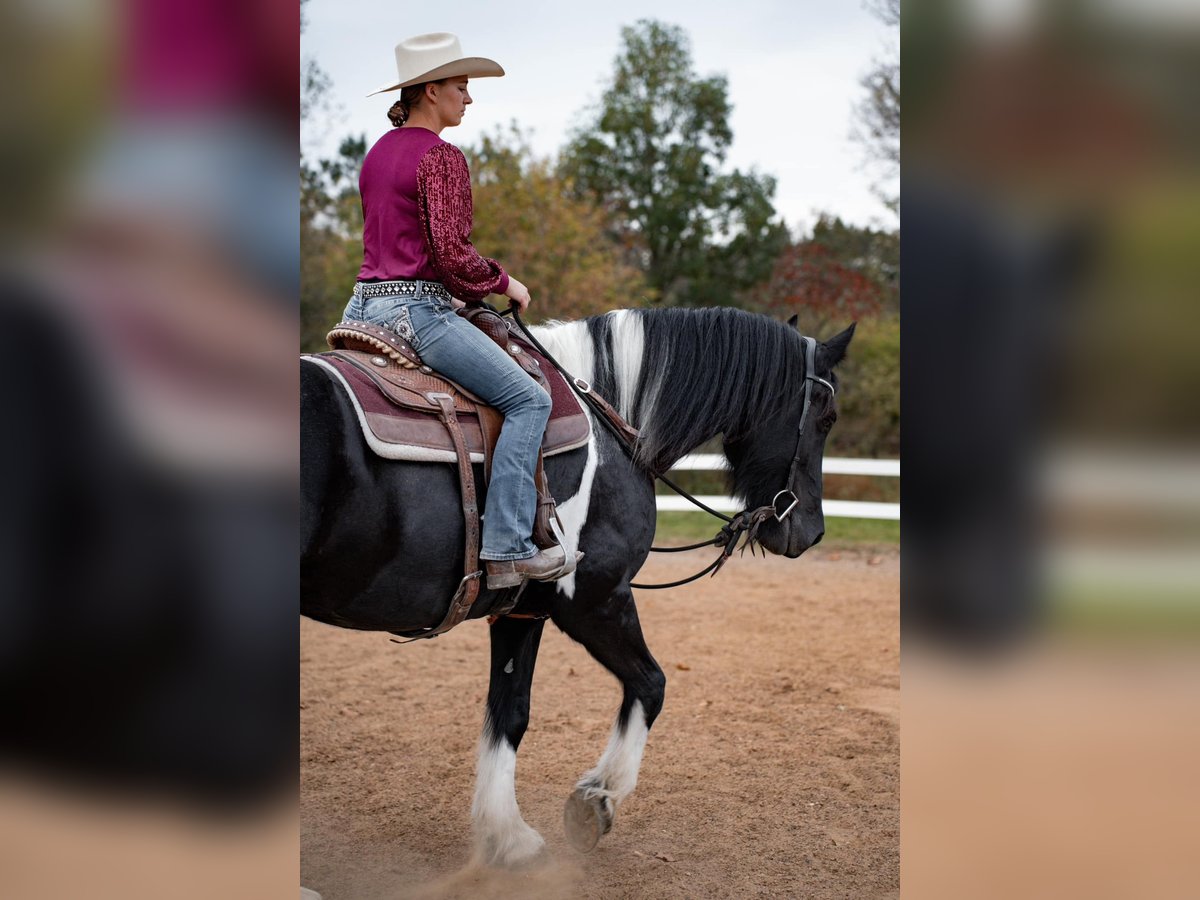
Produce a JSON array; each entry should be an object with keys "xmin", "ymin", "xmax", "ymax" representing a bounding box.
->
[{"xmin": 658, "ymin": 455, "xmax": 900, "ymax": 520}]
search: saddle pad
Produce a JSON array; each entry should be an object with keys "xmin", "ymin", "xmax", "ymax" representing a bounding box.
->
[{"xmin": 303, "ymin": 350, "xmax": 591, "ymax": 464}]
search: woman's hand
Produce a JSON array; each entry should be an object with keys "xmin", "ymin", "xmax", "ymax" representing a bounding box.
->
[{"xmin": 505, "ymin": 277, "xmax": 531, "ymax": 313}]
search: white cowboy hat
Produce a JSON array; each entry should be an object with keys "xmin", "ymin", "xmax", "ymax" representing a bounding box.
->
[{"xmin": 367, "ymin": 32, "xmax": 504, "ymax": 97}]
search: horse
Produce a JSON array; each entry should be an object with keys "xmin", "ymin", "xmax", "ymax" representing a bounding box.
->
[{"xmin": 301, "ymin": 306, "xmax": 854, "ymax": 866}]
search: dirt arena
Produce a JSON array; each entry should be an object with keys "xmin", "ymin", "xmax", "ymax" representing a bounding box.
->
[{"xmin": 301, "ymin": 547, "xmax": 899, "ymax": 899}]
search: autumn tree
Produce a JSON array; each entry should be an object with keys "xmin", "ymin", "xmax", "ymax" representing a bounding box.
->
[
  {"xmin": 300, "ymin": 136, "xmax": 365, "ymax": 351},
  {"xmin": 561, "ymin": 20, "xmax": 788, "ymax": 307},
  {"xmin": 464, "ymin": 127, "xmax": 653, "ymax": 320},
  {"xmin": 828, "ymin": 315, "xmax": 900, "ymax": 459},
  {"xmin": 752, "ymin": 214, "xmax": 900, "ymax": 457},
  {"xmin": 753, "ymin": 214, "xmax": 898, "ymax": 333}
]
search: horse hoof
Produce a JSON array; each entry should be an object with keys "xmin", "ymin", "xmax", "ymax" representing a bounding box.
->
[{"xmin": 563, "ymin": 788, "xmax": 607, "ymax": 852}]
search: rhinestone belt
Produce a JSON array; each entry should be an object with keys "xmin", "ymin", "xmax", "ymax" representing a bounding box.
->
[{"xmin": 354, "ymin": 279, "xmax": 453, "ymax": 303}]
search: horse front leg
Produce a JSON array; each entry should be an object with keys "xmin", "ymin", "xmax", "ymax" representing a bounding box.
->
[
  {"xmin": 555, "ymin": 587, "xmax": 666, "ymax": 851},
  {"xmin": 472, "ymin": 616, "xmax": 547, "ymax": 867}
]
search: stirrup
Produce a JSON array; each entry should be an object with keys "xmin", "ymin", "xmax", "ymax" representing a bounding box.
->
[{"xmin": 544, "ymin": 516, "xmax": 580, "ymax": 579}]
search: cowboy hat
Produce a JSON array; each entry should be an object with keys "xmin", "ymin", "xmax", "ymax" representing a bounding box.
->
[{"xmin": 367, "ymin": 32, "xmax": 504, "ymax": 97}]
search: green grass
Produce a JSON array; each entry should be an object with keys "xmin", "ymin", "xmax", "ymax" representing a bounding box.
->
[
  {"xmin": 1048, "ymin": 584, "xmax": 1200, "ymax": 637},
  {"xmin": 653, "ymin": 511, "xmax": 900, "ymax": 546}
]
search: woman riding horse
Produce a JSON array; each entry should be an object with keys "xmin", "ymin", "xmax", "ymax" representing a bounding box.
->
[
  {"xmin": 346, "ymin": 32, "xmax": 578, "ymax": 589},
  {"xmin": 304, "ymin": 29, "xmax": 857, "ymax": 869}
]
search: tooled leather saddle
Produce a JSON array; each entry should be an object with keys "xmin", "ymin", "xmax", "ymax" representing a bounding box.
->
[
  {"xmin": 301, "ymin": 306, "xmax": 591, "ymax": 640},
  {"xmin": 315, "ymin": 312, "xmax": 590, "ymax": 466}
]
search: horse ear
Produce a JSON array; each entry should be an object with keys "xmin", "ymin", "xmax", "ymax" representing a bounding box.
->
[
  {"xmin": 821, "ymin": 322, "xmax": 856, "ymax": 367},
  {"xmin": 786, "ymin": 314, "xmax": 799, "ymax": 330}
]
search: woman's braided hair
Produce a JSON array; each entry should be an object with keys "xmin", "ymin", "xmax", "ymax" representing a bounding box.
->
[
  {"xmin": 387, "ymin": 83, "xmax": 424, "ymax": 127},
  {"xmin": 387, "ymin": 81, "xmax": 445, "ymax": 127}
]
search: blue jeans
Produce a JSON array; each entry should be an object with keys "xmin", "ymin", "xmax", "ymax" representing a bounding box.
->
[{"xmin": 343, "ymin": 282, "xmax": 551, "ymax": 561}]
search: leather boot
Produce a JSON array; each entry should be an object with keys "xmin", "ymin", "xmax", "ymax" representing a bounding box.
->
[{"xmin": 486, "ymin": 546, "xmax": 584, "ymax": 590}]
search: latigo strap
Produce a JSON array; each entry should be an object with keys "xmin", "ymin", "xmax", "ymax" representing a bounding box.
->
[{"xmin": 400, "ymin": 392, "xmax": 482, "ymax": 640}]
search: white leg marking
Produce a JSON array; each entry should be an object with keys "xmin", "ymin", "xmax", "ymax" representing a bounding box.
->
[
  {"xmin": 578, "ymin": 700, "xmax": 650, "ymax": 806},
  {"xmin": 472, "ymin": 729, "xmax": 545, "ymax": 866}
]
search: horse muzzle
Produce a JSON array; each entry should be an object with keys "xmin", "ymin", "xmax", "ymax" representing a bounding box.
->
[
  {"xmin": 768, "ymin": 502, "xmax": 826, "ymax": 558},
  {"xmin": 783, "ymin": 528, "xmax": 823, "ymax": 558},
  {"xmin": 755, "ymin": 514, "xmax": 823, "ymax": 558}
]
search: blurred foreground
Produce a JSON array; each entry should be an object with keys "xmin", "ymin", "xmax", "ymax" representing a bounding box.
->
[
  {"xmin": 0, "ymin": 1, "xmax": 297, "ymax": 897},
  {"xmin": 903, "ymin": 0, "xmax": 1199, "ymax": 896},
  {"xmin": 904, "ymin": 644, "xmax": 1200, "ymax": 897}
]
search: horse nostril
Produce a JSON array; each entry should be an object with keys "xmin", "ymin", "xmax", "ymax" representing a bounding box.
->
[{"xmin": 812, "ymin": 531, "xmax": 824, "ymax": 546}]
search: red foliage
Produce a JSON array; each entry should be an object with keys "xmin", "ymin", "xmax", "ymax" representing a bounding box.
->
[{"xmin": 759, "ymin": 243, "xmax": 883, "ymax": 324}]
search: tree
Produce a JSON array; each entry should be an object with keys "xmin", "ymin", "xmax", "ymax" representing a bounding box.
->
[
  {"xmin": 464, "ymin": 127, "xmax": 653, "ymax": 320},
  {"xmin": 751, "ymin": 213, "xmax": 900, "ymax": 458},
  {"xmin": 300, "ymin": 136, "xmax": 366, "ymax": 351},
  {"xmin": 561, "ymin": 20, "xmax": 789, "ymax": 307},
  {"xmin": 828, "ymin": 315, "xmax": 900, "ymax": 459},
  {"xmin": 752, "ymin": 214, "xmax": 898, "ymax": 332},
  {"xmin": 853, "ymin": 0, "xmax": 900, "ymax": 214},
  {"xmin": 300, "ymin": 0, "xmax": 358, "ymax": 350},
  {"xmin": 301, "ymin": 57, "xmax": 332, "ymax": 127},
  {"xmin": 301, "ymin": 0, "xmax": 338, "ymax": 155}
]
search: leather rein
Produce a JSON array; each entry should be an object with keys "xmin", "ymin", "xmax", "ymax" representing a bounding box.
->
[{"xmin": 508, "ymin": 308, "xmax": 835, "ymax": 590}]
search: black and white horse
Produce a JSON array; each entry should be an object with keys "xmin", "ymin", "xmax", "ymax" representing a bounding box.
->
[{"xmin": 301, "ymin": 307, "xmax": 854, "ymax": 865}]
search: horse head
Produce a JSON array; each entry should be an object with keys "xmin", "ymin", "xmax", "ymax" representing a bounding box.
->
[{"xmin": 723, "ymin": 320, "xmax": 856, "ymax": 558}]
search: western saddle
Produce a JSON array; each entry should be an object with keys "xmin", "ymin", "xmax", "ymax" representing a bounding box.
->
[{"xmin": 309, "ymin": 306, "xmax": 590, "ymax": 640}]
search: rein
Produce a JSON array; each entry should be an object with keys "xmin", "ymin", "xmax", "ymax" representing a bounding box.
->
[{"xmin": 507, "ymin": 308, "xmax": 834, "ymax": 590}]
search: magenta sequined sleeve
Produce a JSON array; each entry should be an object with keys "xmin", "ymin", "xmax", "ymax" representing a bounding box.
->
[{"xmin": 415, "ymin": 144, "xmax": 510, "ymax": 302}]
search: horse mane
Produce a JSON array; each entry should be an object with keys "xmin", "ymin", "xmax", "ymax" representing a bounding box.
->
[{"xmin": 578, "ymin": 307, "xmax": 810, "ymax": 472}]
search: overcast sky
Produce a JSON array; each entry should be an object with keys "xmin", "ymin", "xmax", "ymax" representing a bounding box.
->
[{"xmin": 301, "ymin": 0, "xmax": 897, "ymax": 235}]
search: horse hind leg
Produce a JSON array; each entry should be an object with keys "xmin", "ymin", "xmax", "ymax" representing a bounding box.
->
[
  {"xmin": 471, "ymin": 617, "xmax": 547, "ymax": 867},
  {"xmin": 557, "ymin": 589, "xmax": 666, "ymax": 852}
]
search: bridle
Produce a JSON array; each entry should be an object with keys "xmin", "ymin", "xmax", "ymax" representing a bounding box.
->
[
  {"xmin": 771, "ymin": 335, "xmax": 837, "ymax": 523},
  {"xmin": 508, "ymin": 309, "xmax": 835, "ymax": 590}
]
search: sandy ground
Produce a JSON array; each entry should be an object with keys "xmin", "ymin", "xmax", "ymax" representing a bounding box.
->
[{"xmin": 301, "ymin": 547, "xmax": 899, "ymax": 899}]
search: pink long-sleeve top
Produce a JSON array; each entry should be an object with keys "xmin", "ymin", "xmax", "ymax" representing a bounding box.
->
[{"xmin": 357, "ymin": 126, "xmax": 509, "ymax": 302}]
